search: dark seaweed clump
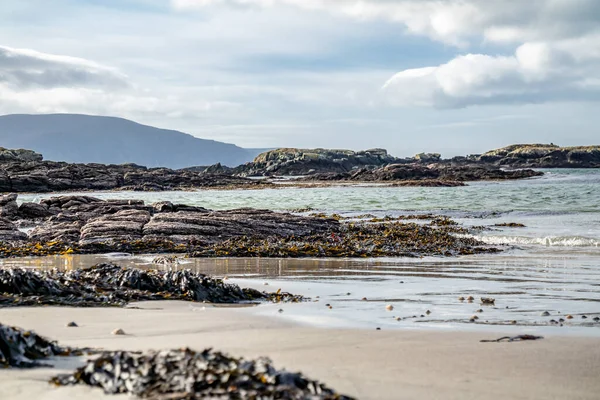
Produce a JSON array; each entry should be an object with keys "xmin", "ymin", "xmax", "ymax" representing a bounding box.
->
[
  {"xmin": 0, "ymin": 264, "xmax": 303, "ymax": 307},
  {"xmin": 0, "ymin": 323, "xmax": 78, "ymax": 368},
  {"xmin": 52, "ymin": 348, "xmax": 354, "ymax": 399}
]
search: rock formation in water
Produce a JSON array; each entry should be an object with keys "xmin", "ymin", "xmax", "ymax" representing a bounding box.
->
[
  {"xmin": 452, "ymin": 144, "xmax": 600, "ymax": 168},
  {"xmin": 0, "ymin": 158, "xmax": 267, "ymax": 193},
  {"xmin": 232, "ymin": 148, "xmax": 399, "ymax": 176},
  {"xmin": 0, "ymin": 194, "xmax": 497, "ymax": 258}
]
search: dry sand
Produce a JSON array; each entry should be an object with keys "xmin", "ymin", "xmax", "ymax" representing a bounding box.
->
[{"xmin": 1, "ymin": 301, "xmax": 599, "ymax": 400}]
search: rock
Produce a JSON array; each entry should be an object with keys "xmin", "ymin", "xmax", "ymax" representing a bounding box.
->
[
  {"xmin": 0, "ymin": 148, "xmax": 43, "ymax": 163},
  {"xmin": 0, "ymin": 218, "xmax": 28, "ymax": 242},
  {"xmin": 233, "ymin": 148, "xmax": 398, "ymax": 176},
  {"xmin": 0, "ymin": 157, "xmax": 268, "ymax": 193},
  {"xmin": 475, "ymin": 144, "xmax": 600, "ymax": 168},
  {"xmin": 66, "ymin": 322, "xmax": 78, "ymax": 327},
  {"xmin": 111, "ymin": 328, "xmax": 126, "ymax": 335},
  {"xmin": 18, "ymin": 202, "xmax": 55, "ymax": 219},
  {"xmin": 541, "ymin": 311, "xmax": 551, "ymax": 317},
  {"xmin": 385, "ymin": 305, "xmax": 394, "ymax": 311},
  {"xmin": 0, "ymin": 193, "xmax": 18, "ymax": 219}
]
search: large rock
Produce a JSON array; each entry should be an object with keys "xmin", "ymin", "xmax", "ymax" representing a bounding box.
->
[
  {"xmin": 233, "ymin": 148, "xmax": 399, "ymax": 176},
  {"xmin": 0, "ymin": 194, "xmax": 18, "ymax": 219},
  {"xmin": 80, "ymin": 209, "xmax": 152, "ymax": 245},
  {"xmin": 0, "ymin": 218, "xmax": 28, "ymax": 242},
  {"xmin": 0, "ymin": 148, "xmax": 43, "ymax": 163},
  {"xmin": 475, "ymin": 144, "xmax": 600, "ymax": 168}
]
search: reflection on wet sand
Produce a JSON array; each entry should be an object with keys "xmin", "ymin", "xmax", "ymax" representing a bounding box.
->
[{"xmin": 1, "ymin": 248, "xmax": 599, "ymax": 332}]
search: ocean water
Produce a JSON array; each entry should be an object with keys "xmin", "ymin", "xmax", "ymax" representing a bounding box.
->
[{"xmin": 11, "ymin": 169, "xmax": 600, "ymax": 333}]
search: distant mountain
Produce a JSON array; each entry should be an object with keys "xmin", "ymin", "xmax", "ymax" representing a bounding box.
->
[{"xmin": 0, "ymin": 114, "xmax": 261, "ymax": 169}]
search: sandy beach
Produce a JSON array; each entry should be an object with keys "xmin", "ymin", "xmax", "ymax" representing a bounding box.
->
[{"xmin": 1, "ymin": 300, "xmax": 599, "ymax": 400}]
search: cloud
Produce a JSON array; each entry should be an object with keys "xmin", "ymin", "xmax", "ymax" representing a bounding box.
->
[
  {"xmin": 0, "ymin": 44, "xmax": 231, "ymax": 118},
  {"xmin": 172, "ymin": 0, "xmax": 600, "ymax": 46},
  {"xmin": 173, "ymin": 0, "xmax": 600, "ymax": 108},
  {"xmin": 382, "ymin": 34, "xmax": 600, "ymax": 108},
  {"xmin": 0, "ymin": 45, "xmax": 129, "ymax": 90}
]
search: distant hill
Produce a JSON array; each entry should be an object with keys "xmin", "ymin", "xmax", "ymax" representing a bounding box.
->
[{"xmin": 0, "ymin": 114, "xmax": 261, "ymax": 169}]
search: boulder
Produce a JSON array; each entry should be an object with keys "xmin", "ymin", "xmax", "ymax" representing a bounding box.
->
[{"xmin": 0, "ymin": 194, "xmax": 19, "ymax": 219}]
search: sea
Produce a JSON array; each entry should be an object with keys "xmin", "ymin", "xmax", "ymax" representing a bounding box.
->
[{"xmin": 6, "ymin": 168, "xmax": 600, "ymax": 335}]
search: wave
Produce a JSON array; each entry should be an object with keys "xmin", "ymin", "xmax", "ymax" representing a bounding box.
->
[{"xmin": 470, "ymin": 235, "xmax": 600, "ymax": 247}]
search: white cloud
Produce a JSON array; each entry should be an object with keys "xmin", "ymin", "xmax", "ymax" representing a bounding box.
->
[
  {"xmin": 0, "ymin": 45, "xmax": 129, "ymax": 90},
  {"xmin": 0, "ymin": 44, "xmax": 231, "ymax": 118},
  {"xmin": 173, "ymin": 0, "xmax": 600, "ymax": 108},
  {"xmin": 383, "ymin": 34, "xmax": 600, "ymax": 108}
]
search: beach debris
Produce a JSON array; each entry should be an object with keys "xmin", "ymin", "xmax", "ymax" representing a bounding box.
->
[
  {"xmin": 386, "ymin": 305, "xmax": 394, "ymax": 311},
  {"xmin": 480, "ymin": 297, "xmax": 495, "ymax": 305},
  {"xmin": 541, "ymin": 311, "xmax": 550, "ymax": 317},
  {"xmin": 111, "ymin": 328, "xmax": 126, "ymax": 336},
  {"xmin": 0, "ymin": 264, "xmax": 305, "ymax": 308},
  {"xmin": 51, "ymin": 348, "xmax": 354, "ymax": 399},
  {"xmin": 0, "ymin": 323, "xmax": 86, "ymax": 368},
  {"xmin": 480, "ymin": 335, "xmax": 544, "ymax": 343},
  {"xmin": 66, "ymin": 322, "xmax": 78, "ymax": 327},
  {"xmin": 151, "ymin": 255, "xmax": 181, "ymax": 266},
  {"xmin": 493, "ymin": 223, "xmax": 526, "ymax": 228}
]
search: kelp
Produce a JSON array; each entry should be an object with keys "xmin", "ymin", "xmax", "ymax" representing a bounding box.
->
[
  {"xmin": 51, "ymin": 348, "xmax": 354, "ymax": 399},
  {"xmin": 0, "ymin": 323, "xmax": 85, "ymax": 368},
  {"xmin": 0, "ymin": 264, "xmax": 304, "ymax": 307}
]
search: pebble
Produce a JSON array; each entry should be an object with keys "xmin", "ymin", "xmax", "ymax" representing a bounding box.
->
[
  {"xmin": 594, "ymin": 317, "xmax": 600, "ymax": 322},
  {"xmin": 426, "ymin": 310, "xmax": 431, "ymax": 315},
  {"xmin": 476, "ymin": 309, "xmax": 483, "ymax": 313},
  {"xmin": 386, "ymin": 305, "xmax": 394, "ymax": 311},
  {"xmin": 112, "ymin": 328, "xmax": 126, "ymax": 335},
  {"xmin": 471, "ymin": 315, "xmax": 479, "ymax": 320},
  {"xmin": 559, "ymin": 318, "xmax": 565, "ymax": 322},
  {"xmin": 325, "ymin": 303, "xmax": 331, "ymax": 307},
  {"xmin": 361, "ymin": 297, "xmax": 368, "ymax": 301},
  {"xmin": 264, "ymin": 282, "xmax": 269, "ymax": 286},
  {"xmin": 550, "ymin": 319, "xmax": 557, "ymax": 324},
  {"xmin": 541, "ymin": 311, "xmax": 550, "ymax": 317},
  {"xmin": 566, "ymin": 315, "xmax": 574, "ymax": 319},
  {"xmin": 376, "ymin": 327, "xmax": 381, "ymax": 331},
  {"xmin": 458, "ymin": 297, "xmax": 465, "ymax": 301},
  {"xmin": 278, "ymin": 309, "xmax": 284, "ymax": 313},
  {"xmin": 66, "ymin": 321, "xmax": 78, "ymax": 327},
  {"xmin": 469, "ymin": 318, "xmax": 476, "ymax": 323},
  {"xmin": 467, "ymin": 296, "xmax": 474, "ymax": 302},
  {"xmin": 582, "ymin": 315, "xmax": 587, "ymax": 319},
  {"xmin": 396, "ymin": 317, "xmax": 402, "ymax": 321},
  {"xmin": 328, "ymin": 306, "xmax": 333, "ymax": 310},
  {"xmin": 510, "ymin": 320, "xmax": 517, "ymax": 325}
]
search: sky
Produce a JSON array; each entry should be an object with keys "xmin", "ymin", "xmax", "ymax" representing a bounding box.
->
[{"xmin": 1, "ymin": 0, "xmax": 599, "ymax": 157}]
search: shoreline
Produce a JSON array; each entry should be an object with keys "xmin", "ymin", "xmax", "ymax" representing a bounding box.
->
[{"xmin": 1, "ymin": 301, "xmax": 599, "ymax": 399}]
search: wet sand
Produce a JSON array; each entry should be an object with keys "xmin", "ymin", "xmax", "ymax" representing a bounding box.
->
[{"xmin": 1, "ymin": 301, "xmax": 599, "ymax": 400}]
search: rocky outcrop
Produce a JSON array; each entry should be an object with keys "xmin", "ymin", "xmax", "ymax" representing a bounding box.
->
[
  {"xmin": 0, "ymin": 159, "xmax": 268, "ymax": 193},
  {"xmin": 0, "ymin": 148, "xmax": 43, "ymax": 163},
  {"xmin": 464, "ymin": 144, "xmax": 600, "ymax": 168},
  {"xmin": 0, "ymin": 194, "xmax": 18, "ymax": 219},
  {"xmin": 303, "ymin": 164, "xmax": 543, "ymax": 183},
  {"xmin": 233, "ymin": 148, "xmax": 399, "ymax": 176},
  {"xmin": 5, "ymin": 194, "xmax": 337, "ymax": 249}
]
